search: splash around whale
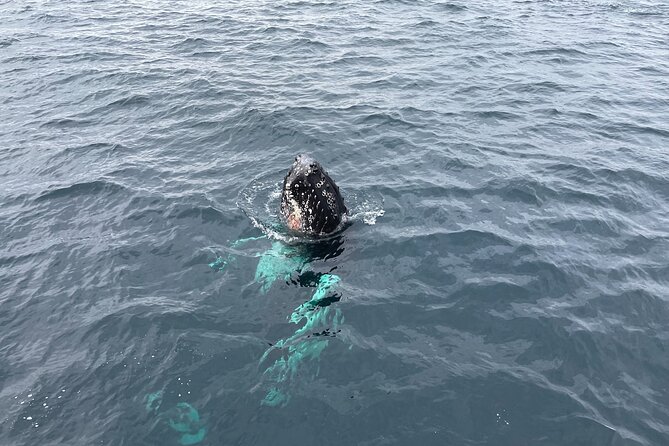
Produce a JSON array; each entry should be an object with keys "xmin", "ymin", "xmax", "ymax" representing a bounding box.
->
[
  {"xmin": 236, "ymin": 155, "xmax": 383, "ymax": 243},
  {"xmin": 280, "ymin": 154, "xmax": 348, "ymax": 236}
]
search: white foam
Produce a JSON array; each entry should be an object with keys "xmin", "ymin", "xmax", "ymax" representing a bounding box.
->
[{"xmin": 359, "ymin": 209, "xmax": 385, "ymax": 225}]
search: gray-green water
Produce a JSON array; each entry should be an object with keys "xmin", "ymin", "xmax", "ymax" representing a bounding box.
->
[{"xmin": 1, "ymin": 0, "xmax": 669, "ymax": 445}]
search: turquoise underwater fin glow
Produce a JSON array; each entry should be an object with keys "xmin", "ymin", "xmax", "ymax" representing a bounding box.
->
[
  {"xmin": 260, "ymin": 273, "xmax": 343, "ymax": 406},
  {"xmin": 166, "ymin": 402, "xmax": 207, "ymax": 446},
  {"xmin": 145, "ymin": 390, "xmax": 163, "ymax": 413},
  {"xmin": 144, "ymin": 392, "xmax": 206, "ymax": 445},
  {"xmin": 209, "ymin": 235, "xmax": 267, "ymax": 272},
  {"xmin": 212, "ymin": 234, "xmax": 345, "ymax": 408},
  {"xmin": 254, "ymin": 242, "xmax": 307, "ymax": 294}
]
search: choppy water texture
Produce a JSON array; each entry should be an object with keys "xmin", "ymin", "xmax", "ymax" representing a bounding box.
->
[{"xmin": 2, "ymin": 0, "xmax": 669, "ymax": 444}]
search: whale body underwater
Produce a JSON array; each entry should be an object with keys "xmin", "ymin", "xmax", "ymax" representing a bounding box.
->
[{"xmin": 280, "ymin": 154, "xmax": 347, "ymax": 236}]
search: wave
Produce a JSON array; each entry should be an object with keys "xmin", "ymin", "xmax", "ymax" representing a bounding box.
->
[{"xmin": 35, "ymin": 180, "xmax": 126, "ymax": 202}]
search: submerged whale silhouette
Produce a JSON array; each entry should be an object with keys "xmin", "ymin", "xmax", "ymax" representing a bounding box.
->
[{"xmin": 280, "ymin": 154, "xmax": 347, "ymax": 235}]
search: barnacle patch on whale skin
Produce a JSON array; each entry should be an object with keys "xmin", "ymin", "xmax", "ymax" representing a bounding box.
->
[{"xmin": 283, "ymin": 194, "xmax": 303, "ymax": 231}]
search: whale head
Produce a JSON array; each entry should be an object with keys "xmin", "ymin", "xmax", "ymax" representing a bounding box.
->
[{"xmin": 280, "ymin": 154, "xmax": 347, "ymax": 236}]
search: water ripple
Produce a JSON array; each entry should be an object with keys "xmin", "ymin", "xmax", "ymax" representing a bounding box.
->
[{"xmin": 1, "ymin": 0, "xmax": 669, "ymax": 445}]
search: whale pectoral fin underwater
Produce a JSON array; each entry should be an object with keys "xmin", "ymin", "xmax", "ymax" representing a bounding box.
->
[
  {"xmin": 280, "ymin": 154, "xmax": 347, "ymax": 236},
  {"xmin": 208, "ymin": 235, "xmax": 267, "ymax": 273},
  {"xmin": 259, "ymin": 273, "xmax": 343, "ymax": 407}
]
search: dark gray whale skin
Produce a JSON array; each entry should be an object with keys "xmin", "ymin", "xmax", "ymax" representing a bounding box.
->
[{"xmin": 280, "ymin": 154, "xmax": 347, "ymax": 236}]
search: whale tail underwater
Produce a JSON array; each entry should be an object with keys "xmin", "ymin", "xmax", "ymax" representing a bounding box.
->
[{"xmin": 280, "ymin": 154, "xmax": 347, "ymax": 236}]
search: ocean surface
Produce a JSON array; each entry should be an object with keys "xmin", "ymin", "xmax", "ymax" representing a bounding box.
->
[{"xmin": 2, "ymin": 0, "xmax": 669, "ymax": 445}]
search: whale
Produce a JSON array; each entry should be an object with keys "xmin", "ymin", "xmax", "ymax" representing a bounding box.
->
[{"xmin": 280, "ymin": 154, "xmax": 347, "ymax": 235}]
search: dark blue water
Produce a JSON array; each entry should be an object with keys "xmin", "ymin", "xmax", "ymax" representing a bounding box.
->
[{"xmin": 2, "ymin": 0, "xmax": 669, "ymax": 444}]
